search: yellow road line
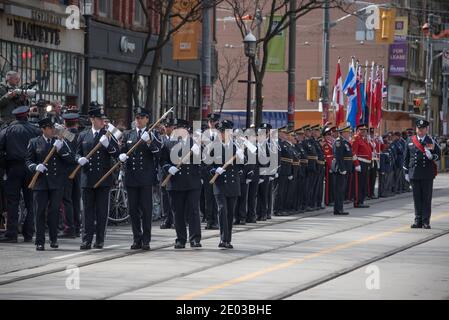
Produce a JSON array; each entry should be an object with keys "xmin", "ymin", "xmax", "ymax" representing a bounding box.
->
[{"xmin": 177, "ymin": 212, "xmax": 449, "ymax": 300}]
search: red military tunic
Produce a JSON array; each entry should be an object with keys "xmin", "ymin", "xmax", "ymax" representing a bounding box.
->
[{"xmin": 351, "ymin": 134, "xmax": 373, "ymax": 167}]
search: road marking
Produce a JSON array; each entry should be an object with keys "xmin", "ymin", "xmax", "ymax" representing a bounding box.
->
[
  {"xmin": 51, "ymin": 245, "xmax": 121, "ymax": 260},
  {"xmin": 177, "ymin": 212, "xmax": 449, "ymax": 300}
]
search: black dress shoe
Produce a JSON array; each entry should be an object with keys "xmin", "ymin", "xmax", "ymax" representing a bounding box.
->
[
  {"xmin": 411, "ymin": 223, "xmax": 422, "ymax": 229},
  {"xmin": 130, "ymin": 242, "xmax": 142, "ymax": 250},
  {"xmin": 174, "ymin": 242, "xmax": 185, "ymax": 249},
  {"xmin": 240, "ymin": 221, "xmax": 246, "ymax": 225},
  {"xmin": 266, "ymin": 216, "xmax": 272, "ymax": 220},
  {"xmin": 160, "ymin": 223, "xmax": 172, "ymax": 229},
  {"xmin": 36, "ymin": 244, "xmax": 45, "ymax": 251},
  {"xmin": 205, "ymin": 224, "xmax": 219, "ymax": 230},
  {"xmin": 334, "ymin": 211, "xmax": 349, "ymax": 215},
  {"xmin": 190, "ymin": 242, "xmax": 202, "ymax": 248},
  {"xmin": 80, "ymin": 242, "xmax": 91, "ymax": 250},
  {"xmin": 93, "ymin": 243, "xmax": 104, "ymax": 249},
  {"xmin": 23, "ymin": 237, "xmax": 33, "ymax": 243},
  {"xmin": 59, "ymin": 233, "xmax": 76, "ymax": 239},
  {"xmin": 422, "ymin": 224, "xmax": 431, "ymax": 229},
  {"xmin": 0, "ymin": 236, "xmax": 18, "ymax": 243},
  {"xmin": 218, "ymin": 242, "xmax": 226, "ymax": 248},
  {"xmin": 142, "ymin": 244, "xmax": 150, "ymax": 251},
  {"xmin": 50, "ymin": 242, "xmax": 59, "ymax": 249},
  {"xmin": 225, "ymin": 243, "xmax": 233, "ymax": 249},
  {"xmin": 233, "ymin": 220, "xmax": 241, "ymax": 225}
]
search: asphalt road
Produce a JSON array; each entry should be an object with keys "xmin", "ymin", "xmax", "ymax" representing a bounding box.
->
[{"xmin": 0, "ymin": 174, "xmax": 448, "ymax": 300}]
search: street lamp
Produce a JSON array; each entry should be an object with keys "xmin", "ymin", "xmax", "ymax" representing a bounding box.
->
[
  {"xmin": 243, "ymin": 32, "xmax": 256, "ymax": 128},
  {"xmin": 81, "ymin": 0, "xmax": 93, "ymax": 114}
]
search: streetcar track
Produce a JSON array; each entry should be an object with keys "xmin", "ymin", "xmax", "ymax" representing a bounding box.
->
[
  {"xmin": 271, "ymin": 228, "xmax": 449, "ymax": 300},
  {"xmin": 0, "ymin": 190, "xmax": 447, "ymax": 288},
  {"xmin": 99, "ymin": 198, "xmax": 449, "ymax": 299}
]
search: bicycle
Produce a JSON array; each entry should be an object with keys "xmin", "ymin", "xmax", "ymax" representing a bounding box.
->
[{"xmin": 107, "ymin": 169, "xmax": 129, "ymax": 223}]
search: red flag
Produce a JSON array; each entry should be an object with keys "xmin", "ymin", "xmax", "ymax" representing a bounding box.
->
[{"xmin": 332, "ymin": 59, "xmax": 345, "ymax": 127}]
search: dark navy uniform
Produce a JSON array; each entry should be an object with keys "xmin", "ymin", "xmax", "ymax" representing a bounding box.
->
[
  {"xmin": 274, "ymin": 130, "xmax": 293, "ymax": 215},
  {"xmin": 26, "ymin": 120, "xmax": 74, "ymax": 249},
  {"xmin": 235, "ymin": 149, "xmax": 254, "ymax": 224},
  {"xmin": 61, "ymin": 113, "xmax": 81, "ymax": 238},
  {"xmin": 404, "ymin": 121, "xmax": 440, "ymax": 228},
  {"xmin": 120, "ymin": 127, "xmax": 161, "ymax": 249},
  {"xmin": 211, "ymin": 138, "xmax": 242, "ymax": 248},
  {"xmin": 159, "ymin": 132, "xmax": 174, "ymax": 229},
  {"xmin": 161, "ymin": 132, "xmax": 202, "ymax": 248},
  {"xmin": 0, "ymin": 106, "xmax": 41, "ymax": 242},
  {"xmin": 332, "ymin": 128, "xmax": 353, "ymax": 215},
  {"xmin": 303, "ymin": 129, "xmax": 318, "ymax": 210},
  {"xmin": 77, "ymin": 125, "xmax": 119, "ymax": 249}
]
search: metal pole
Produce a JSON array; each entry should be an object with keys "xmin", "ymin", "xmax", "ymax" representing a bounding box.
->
[
  {"xmin": 321, "ymin": 0, "xmax": 330, "ymax": 125},
  {"xmin": 287, "ymin": 0, "xmax": 296, "ymax": 130},
  {"xmin": 425, "ymin": 14, "xmax": 432, "ymax": 133},
  {"xmin": 83, "ymin": 14, "xmax": 90, "ymax": 114},
  {"xmin": 201, "ymin": 0, "xmax": 212, "ymax": 120},
  {"xmin": 246, "ymin": 58, "xmax": 252, "ymax": 128},
  {"xmin": 443, "ymin": 74, "xmax": 448, "ymax": 135}
]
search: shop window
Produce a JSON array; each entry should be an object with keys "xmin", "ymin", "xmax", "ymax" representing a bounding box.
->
[
  {"xmin": 98, "ymin": 0, "xmax": 112, "ymax": 18},
  {"xmin": 134, "ymin": 1, "xmax": 147, "ymax": 27},
  {"xmin": 91, "ymin": 69, "xmax": 105, "ymax": 105}
]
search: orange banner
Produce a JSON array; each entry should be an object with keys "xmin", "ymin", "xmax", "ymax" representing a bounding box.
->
[{"xmin": 172, "ymin": 0, "xmax": 200, "ymax": 61}]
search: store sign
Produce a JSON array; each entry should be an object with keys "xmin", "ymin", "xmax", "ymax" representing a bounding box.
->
[
  {"xmin": 8, "ymin": 18, "xmax": 61, "ymax": 46},
  {"xmin": 389, "ymin": 41, "xmax": 407, "ymax": 76},
  {"xmin": 120, "ymin": 36, "xmax": 136, "ymax": 53}
]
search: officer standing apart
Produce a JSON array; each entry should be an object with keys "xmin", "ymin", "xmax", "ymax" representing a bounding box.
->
[
  {"xmin": 118, "ymin": 107, "xmax": 161, "ymax": 251},
  {"xmin": 76, "ymin": 107, "xmax": 119, "ymax": 250},
  {"xmin": 0, "ymin": 71, "xmax": 29, "ymax": 124},
  {"xmin": 332, "ymin": 126, "xmax": 353, "ymax": 216},
  {"xmin": 0, "ymin": 106, "xmax": 41, "ymax": 243},
  {"xmin": 26, "ymin": 118, "xmax": 74, "ymax": 250},
  {"xmin": 404, "ymin": 119, "xmax": 440, "ymax": 229}
]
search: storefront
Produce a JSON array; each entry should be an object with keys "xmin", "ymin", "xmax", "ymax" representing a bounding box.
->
[
  {"xmin": 89, "ymin": 20, "xmax": 202, "ymax": 127},
  {"xmin": 0, "ymin": 2, "xmax": 84, "ymax": 105}
]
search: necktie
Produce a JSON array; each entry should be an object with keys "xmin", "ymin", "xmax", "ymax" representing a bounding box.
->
[
  {"xmin": 138, "ymin": 130, "xmax": 142, "ymax": 139},
  {"xmin": 94, "ymin": 131, "xmax": 99, "ymax": 140}
]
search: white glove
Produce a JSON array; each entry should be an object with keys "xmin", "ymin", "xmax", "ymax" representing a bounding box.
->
[
  {"xmin": 236, "ymin": 148, "xmax": 245, "ymax": 160},
  {"xmin": 36, "ymin": 164, "xmax": 47, "ymax": 173},
  {"xmin": 288, "ymin": 175, "xmax": 293, "ymax": 180},
  {"xmin": 53, "ymin": 139, "xmax": 63, "ymax": 151},
  {"xmin": 355, "ymin": 165, "xmax": 361, "ymax": 172},
  {"xmin": 246, "ymin": 179, "xmax": 252, "ymax": 184},
  {"xmin": 168, "ymin": 166, "xmax": 179, "ymax": 175},
  {"xmin": 216, "ymin": 167, "xmax": 226, "ymax": 175},
  {"xmin": 191, "ymin": 144, "xmax": 200, "ymax": 156},
  {"xmin": 201, "ymin": 179, "xmax": 204, "ymax": 184},
  {"xmin": 141, "ymin": 131, "xmax": 150, "ymax": 142},
  {"xmin": 269, "ymin": 177, "xmax": 275, "ymax": 181},
  {"xmin": 78, "ymin": 157, "xmax": 89, "ymax": 166},
  {"xmin": 99, "ymin": 135, "xmax": 110, "ymax": 148},
  {"xmin": 341, "ymin": 170, "xmax": 347, "ymax": 175},
  {"xmin": 259, "ymin": 179, "xmax": 264, "ymax": 184},
  {"xmin": 425, "ymin": 148, "xmax": 432, "ymax": 160},
  {"xmin": 119, "ymin": 153, "xmax": 129, "ymax": 162},
  {"xmin": 405, "ymin": 174, "xmax": 410, "ymax": 182},
  {"xmin": 274, "ymin": 173, "xmax": 279, "ymax": 179}
]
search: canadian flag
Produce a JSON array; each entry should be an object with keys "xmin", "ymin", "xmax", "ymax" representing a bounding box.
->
[{"xmin": 332, "ymin": 59, "xmax": 345, "ymax": 127}]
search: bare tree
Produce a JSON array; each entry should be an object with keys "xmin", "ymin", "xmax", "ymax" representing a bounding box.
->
[
  {"xmin": 226, "ymin": 0, "xmax": 349, "ymax": 126},
  {"xmin": 132, "ymin": 0, "xmax": 222, "ymax": 117},
  {"xmin": 213, "ymin": 53, "xmax": 246, "ymax": 113}
]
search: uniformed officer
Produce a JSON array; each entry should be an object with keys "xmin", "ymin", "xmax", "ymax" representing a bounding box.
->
[
  {"xmin": 235, "ymin": 128, "xmax": 254, "ymax": 224},
  {"xmin": 322, "ymin": 126, "xmax": 334, "ymax": 206},
  {"xmin": 160, "ymin": 119, "xmax": 202, "ymax": 249},
  {"xmin": 285, "ymin": 130, "xmax": 300, "ymax": 212},
  {"xmin": 311, "ymin": 125, "xmax": 325, "ymax": 210},
  {"xmin": 378, "ymin": 138, "xmax": 392, "ymax": 198},
  {"xmin": 159, "ymin": 118, "xmax": 176, "ymax": 229},
  {"xmin": 76, "ymin": 106, "xmax": 119, "ymax": 250},
  {"xmin": 0, "ymin": 71, "xmax": 29, "ymax": 124},
  {"xmin": 302, "ymin": 125, "xmax": 318, "ymax": 211},
  {"xmin": 332, "ymin": 126, "xmax": 353, "ymax": 215},
  {"xmin": 293, "ymin": 127, "xmax": 307, "ymax": 212},
  {"xmin": 203, "ymin": 113, "xmax": 220, "ymax": 230},
  {"xmin": 351, "ymin": 124, "xmax": 372, "ymax": 208},
  {"xmin": 25, "ymin": 118, "xmax": 74, "ymax": 250},
  {"xmin": 210, "ymin": 120, "xmax": 243, "ymax": 249},
  {"xmin": 274, "ymin": 126, "xmax": 293, "ymax": 215},
  {"xmin": 367, "ymin": 128, "xmax": 380, "ymax": 199},
  {"xmin": 0, "ymin": 106, "xmax": 41, "ymax": 243},
  {"xmin": 60, "ymin": 111, "xmax": 82, "ymax": 238},
  {"xmin": 257, "ymin": 123, "xmax": 275, "ymax": 219},
  {"xmin": 118, "ymin": 107, "xmax": 161, "ymax": 250},
  {"xmin": 404, "ymin": 119, "xmax": 441, "ymax": 229},
  {"xmin": 391, "ymin": 132, "xmax": 405, "ymax": 194}
]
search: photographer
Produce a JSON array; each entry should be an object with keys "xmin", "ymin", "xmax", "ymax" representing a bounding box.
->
[{"xmin": 0, "ymin": 71, "xmax": 28, "ymax": 124}]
